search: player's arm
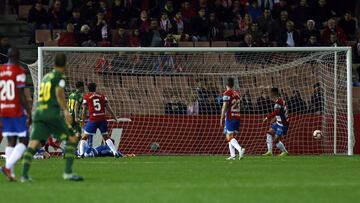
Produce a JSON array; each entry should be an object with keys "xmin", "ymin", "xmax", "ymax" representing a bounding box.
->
[
  {"xmin": 81, "ymin": 102, "xmax": 87, "ymax": 127},
  {"xmin": 56, "ymin": 84, "xmax": 72, "ymax": 125},
  {"xmin": 106, "ymin": 102, "xmax": 118, "ymax": 121},
  {"xmin": 263, "ymin": 103, "xmax": 281, "ymax": 122},
  {"xmin": 74, "ymin": 100, "xmax": 80, "ymax": 122},
  {"xmin": 220, "ymin": 100, "xmax": 229, "ymax": 127},
  {"xmin": 19, "ymin": 88, "xmax": 32, "ymax": 123}
]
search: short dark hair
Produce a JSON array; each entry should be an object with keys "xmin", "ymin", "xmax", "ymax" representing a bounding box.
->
[
  {"xmin": 313, "ymin": 82, "xmax": 320, "ymax": 88},
  {"xmin": 270, "ymin": 87, "xmax": 280, "ymax": 97},
  {"xmin": 226, "ymin": 77, "xmax": 235, "ymax": 88},
  {"xmin": 75, "ymin": 81, "xmax": 84, "ymax": 89},
  {"xmin": 54, "ymin": 53, "xmax": 66, "ymax": 67},
  {"xmin": 87, "ymin": 82, "xmax": 97, "ymax": 92}
]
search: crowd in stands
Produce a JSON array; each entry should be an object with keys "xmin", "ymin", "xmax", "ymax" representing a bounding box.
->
[{"xmin": 17, "ymin": 0, "xmax": 358, "ymax": 47}]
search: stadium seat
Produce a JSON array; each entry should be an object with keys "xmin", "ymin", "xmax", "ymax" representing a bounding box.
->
[
  {"xmin": 211, "ymin": 41, "xmax": 228, "ymax": 47},
  {"xmin": 172, "ymin": 76, "xmax": 189, "ymax": 88},
  {"xmin": 35, "ymin": 29, "xmax": 51, "ymax": 43},
  {"xmin": 227, "ymin": 41, "xmax": 241, "ymax": 47},
  {"xmin": 223, "ymin": 29, "xmax": 235, "ymax": 39},
  {"xmin": 194, "ymin": 41, "xmax": 210, "ymax": 47},
  {"xmin": 52, "ymin": 29, "xmax": 65, "ymax": 40},
  {"xmin": 18, "ymin": 5, "xmax": 32, "ymax": 20},
  {"xmin": 178, "ymin": 41, "xmax": 194, "ymax": 47},
  {"xmin": 353, "ymin": 87, "xmax": 360, "ymax": 98},
  {"xmin": 44, "ymin": 40, "xmax": 58, "ymax": 46}
]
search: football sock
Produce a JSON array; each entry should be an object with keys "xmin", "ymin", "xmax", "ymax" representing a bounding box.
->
[
  {"xmin": 276, "ymin": 141, "xmax": 287, "ymax": 153},
  {"xmin": 6, "ymin": 143, "xmax": 26, "ymax": 174},
  {"xmin": 266, "ymin": 133, "xmax": 273, "ymax": 152},
  {"xmin": 105, "ymin": 139, "xmax": 117, "ymax": 155},
  {"xmin": 79, "ymin": 140, "xmax": 86, "ymax": 156},
  {"xmin": 230, "ymin": 138, "xmax": 242, "ymax": 153},
  {"xmin": 228, "ymin": 142, "xmax": 235, "ymax": 157},
  {"xmin": 5, "ymin": 146, "xmax": 14, "ymax": 176},
  {"xmin": 64, "ymin": 142, "xmax": 77, "ymax": 174},
  {"xmin": 22, "ymin": 148, "xmax": 36, "ymax": 178}
]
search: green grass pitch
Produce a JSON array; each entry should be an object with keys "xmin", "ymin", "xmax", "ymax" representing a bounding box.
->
[{"xmin": 1, "ymin": 156, "xmax": 360, "ymax": 203}]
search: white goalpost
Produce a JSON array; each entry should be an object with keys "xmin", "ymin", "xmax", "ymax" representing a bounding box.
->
[{"xmin": 29, "ymin": 46, "xmax": 354, "ymax": 156}]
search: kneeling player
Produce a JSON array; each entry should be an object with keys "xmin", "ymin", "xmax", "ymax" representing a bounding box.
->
[
  {"xmin": 79, "ymin": 83, "xmax": 119, "ymax": 158},
  {"xmin": 262, "ymin": 88, "xmax": 289, "ymax": 156},
  {"xmin": 220, "ymin": 78, "xmax": 245, "ymax": 160}
]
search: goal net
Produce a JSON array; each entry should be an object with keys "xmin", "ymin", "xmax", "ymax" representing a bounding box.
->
[{"xmin": 29, "ymin": 47, "xmax": 354, "ymax": 155}]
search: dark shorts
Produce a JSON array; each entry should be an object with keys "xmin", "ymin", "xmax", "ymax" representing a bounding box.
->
[{"xmin": 31, "ymin": 117, "xmax": 73, "ymax": 141}]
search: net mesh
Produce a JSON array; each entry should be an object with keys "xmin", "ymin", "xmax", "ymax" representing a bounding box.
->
[{"xmin": 29, "ymin": 49, "xmax": 350, "ymax": 155}]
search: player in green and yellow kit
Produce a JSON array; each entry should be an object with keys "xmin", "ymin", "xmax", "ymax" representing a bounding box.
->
[
  {"xmin": 68, "ymin": 81, "xmax": 84, "ymax": 137},
  {"xmin": 21, "ymin": 53, "xmax": 83, "ymax": 182}
]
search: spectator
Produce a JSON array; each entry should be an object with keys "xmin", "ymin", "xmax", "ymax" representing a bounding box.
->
[
  {"xmin": 208, "ymin": 12, "xmax": 224, "ymax": 41},
  {"xmin": 258, "ymin": 0, "xmax": 274, "ymax": 10},
  {"xmin": 293, "ymin": 0, "xmax": 312, "ymax": 28},
  {"xmin": 48, "ymin": 0, "xmax": 67, "ymax": 29},
  {"xmin": 81, "ymin": 0, "xmax": 97, "ymax": 25},
  {"xmin": 338, "ymin": 12, "xmax": 357, "ymax": 40},
  {"xmin": 141, "ymin": 19, "xmax": 166, "ymax": 47},
  {"xmin": 240, "ymin": 33, "xmax": 256, "ymax": 47},
  {"xmin": 164, "ymin": 34, "xmax": 178, "ymax": 47},
  {"xmin": 163, "ymin": 0, "xmax": 176, "ymax": 18},
  {"xmin": 289, "ymin": 90, "xmax": 307, "ymax": 113},
  {"xmin": 273, "ymin": 10, "xmax": 289, "ymax": 42},
  {"xmin": 113, "ymin": 27, "xmax": 129, "ymax": 47},
  {"xmin": 111, "ymin": 0, "xmax": 128, "ymax": 28},
  {"xmin": 68, "ymin": 9, "xmax": 84, "ymax": 33},
  {"xmin": 28, "ymin": 1, "xmax": 48, "ymax": 44},
  {"xmin": 256, "ymin": 89, "xmax": 273, "ymax": 114},
  {"xmin": 98, "ymin": 0, "xmax": 112, "ymax": 21},
  {"xmin": 235, "ymin": 13, "xmax": 252, "ymax": 36},
  {"xmin": 58, "ymin": 23, "xmax": 77, "ymax": 46},
  {"xmin": 137, "ymin": 10, "xmax": 150, "ymax": 34},
  {"xmin": 165, "ymin": 95, "xmax": 187, "ymax": 115},
  {"xmin": 257, "ymin": 8, "xmax": 274, "ymax": 38},
  {"xmin": 300, "ymin": 19, "xmax": 321, "ymax": 45},
  {"xmin": 0, "ymin": 36, "xmax": 10, "ymax": 64},
  {"xmin": 277, "ymin": 20, "xmax": 300, "ymax": 47},
  {"xmin": 227, "ymin": 0, "xmax": 243, "ymax": 29},
  {"xmin": 272, "ymin": 0, "xmax": 292, "ymax": 20},
  {"xmin": 190, "ymin": 8, "xmax": 209, "ymax": 41},
  {"xmin": 196, "ymin": 80, "xmax": 210, "ymax": 115},
  {"xmin": 181, "ymin": 1, "xmax": 197, "ymax": 21},
  {"xmin": 247, "ymin": 0, "xmax": 262, "ymax": 21},
  {"xmin": 93, "ymin": 12, "xmax": 112, "ymax": 46},
  {"xmin": 241, "ymin": 90, "xmax": 254, "ymax": 114},
  {"xmin": 247, "ymin": 23, "xmax": 263, "ymax": 44},
  {"xmin": 324, "ymin": 32, "xmax": 342, "ymax": 46},
  {"xmin": 258, "ymin": 32, "xmax": 273, "ymax": 47},
  {"xmin": 186, "ymin": 91, "xmax": 199, "ymax": 115},
  {"xmin": 211, "ymin": 0, "xmax": 227, "ymax": 23},
  {"xmin": 312, "ymin": 0, "xmax": 333, "ymax": 28},
  {"xmin": 48, "ymin": 0, "xmax": 72, "ymax": 12},
  {"xmin": 308, "ymin": 82, "xmax": 323, "ymax": 113},
  {"xmin": 76, "ymin": 24, "xmax": 96, "ymax": 47},
  {"xmin": 172, "ymin": 11, "xmax": 185, "ymax": 34},
  {"xmin": 322, "ymin": 18, "xmax": 347, "ymax": 46},
  {"xmin": 160, "ymin": 12, "xmax": 173, "ymax": 34},
  {"xmin": 305, "ymin": 35, "xmax": 321, "ymax": 46},
  {"xmin": 129, "ymin": 29, "xmax": 141, "ymax": 47}
]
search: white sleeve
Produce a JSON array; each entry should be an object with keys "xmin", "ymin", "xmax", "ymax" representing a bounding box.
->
[
  {"xmin": 223, "ymin": 95, "xmax": 230, "ymax": 102},
  {"xmin": 16, "ymin": 73, "xmax": 26, "ymax": 83},
  {"xmin": 59, "ymin": 79, "xmax": 66, "ymax": 88}
]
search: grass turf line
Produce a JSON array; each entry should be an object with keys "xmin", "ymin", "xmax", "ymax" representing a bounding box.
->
[{"xmin": 1, "ymin": 156, "xmax": 360, "ymax": 203}]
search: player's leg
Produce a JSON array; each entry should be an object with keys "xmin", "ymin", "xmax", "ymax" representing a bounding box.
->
[
  {"xmin": 226, "ymin": 135, "xmax": 236, "ymax": 160},
  {"xmin": 78, "ymin": 134, "xmax": 89, "ymax": 158},
  {"xmin": 21, "ymin": 120, "xmax": 48, "ymax": 182},
  {"xmin": 225, "ymin": 119, "xmax": 245, "ymax": 159},
  {"xmin": 274, "ymin": 125, "xmax": 289, "ymax": 156},
  {"xmin": 4, "ymin": 115, "xmax": 29, "ymax": 179},
  {"xmin": 53, "ymin": 120, "xmax": 83, "ymax": 181},
  {"xmin": 1, "ymin": 136, "xmax": 16, "ymax": 181},
  {"xmin": 263, "ymin": 125, "xmax": 277, "ymax": 156},
  {"xmin": 100, "ymin": 121, "xmax": 119, "ymax": 157}
]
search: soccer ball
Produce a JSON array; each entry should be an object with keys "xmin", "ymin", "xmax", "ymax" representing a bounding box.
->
[{"xmin": 313, "ymin": 130, "xmax": 322, "ymax": 139}]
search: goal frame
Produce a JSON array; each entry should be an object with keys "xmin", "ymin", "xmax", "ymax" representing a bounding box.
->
[{"xmin": 36, "ymin": 46, "xmax": 354, "ymax": 155}]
